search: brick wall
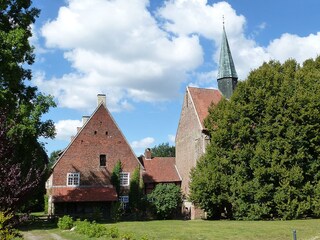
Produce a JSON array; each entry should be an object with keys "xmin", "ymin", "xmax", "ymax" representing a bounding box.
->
[
  {"xmin": 175, "ymin": 89, "xmax": 203, "ymax": 197},
  {"xmin": 52, "ymin": 105, "xmax": 139, "ymax": 187}
]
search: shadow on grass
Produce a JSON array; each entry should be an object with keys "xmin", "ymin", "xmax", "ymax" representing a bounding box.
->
[{"xmin": 18, "ymin": 217, "xmax": 58, "ymax": 232}]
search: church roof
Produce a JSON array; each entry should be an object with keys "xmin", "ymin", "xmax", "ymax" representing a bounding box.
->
[
  {"xmin": 217, "ymin": 26, "xmax": 238, "ymax": 79},
  {"xmin": 188, "ymin": 87, "xmax": 222, "ymax": 129}
]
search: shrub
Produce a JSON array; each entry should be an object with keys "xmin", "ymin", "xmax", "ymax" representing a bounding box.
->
[
  {"xmin": 75, "ymin": 219, "xmax": 107, "ymax": 238},
  {"xmin": 0, "ymin": 212, "xmax": 20, "ymax": 240},
  {"xmin": 57, "ymin": 215, "xmax": 73, "ymax": 230},
  {"xmin": 44, "ymin": 195, "xmax": 48, "ymax": 214},
  {"xmin": 108, "ymin": 226, "xmax": 119, "ymax": 238},
  {"xmin": 121, "ymin": 232, "xmax": 135, "ymax": 240},
  {"xmin": 110, "ymin": 201, "xmax": 123, "ymax": 222},
  {"xmin": 147, "ymin": 183, "xmax": 182, "ymax": 219}
]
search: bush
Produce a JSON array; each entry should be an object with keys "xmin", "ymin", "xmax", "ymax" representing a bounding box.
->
[
  {"xmin": 147, "ymin": 184, "xmax": 182, "ymax": 219},
  {"xmin": 74, "ymin": 219, "xmax": 107, "ymax": 238},
  {"xmin": 121, "ymin": 232, "xmax": 135, "ymax": 240},
  {"xmin": 0, "ymin": 212, "xmax": 20, "ymax": 240},
  {"xmin": 57, "ymin": 215, "xmax": 73, "ymax": 230},
  {"xmin": 110, "ymin": 201, "xmax": 123, "ymax": 222},
  {"xmin": 44, "ymin": 195, "xmax": 48, "ymax": 214},
  {"xmin": 108, "ymin": 226, "xmax": 119, "ymax": 238}
]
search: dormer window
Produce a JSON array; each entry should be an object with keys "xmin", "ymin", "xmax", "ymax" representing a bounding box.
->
[
  {"xmin": 100, "ymin": 154, "xmax": 106, "ymax": 167},
  {"xmin": 67, "ymin": 173, "xmax": 80, "ymax": 186}
]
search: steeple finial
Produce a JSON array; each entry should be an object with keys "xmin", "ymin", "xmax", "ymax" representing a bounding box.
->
[{"xmin": 222, "ymin": 15, "xmax": 225, "ymax": 27}]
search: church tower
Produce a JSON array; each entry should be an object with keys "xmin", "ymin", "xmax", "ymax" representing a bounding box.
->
[{"xmin": 217, "ymin": 25, "xmax": 238, "ymax": 99}]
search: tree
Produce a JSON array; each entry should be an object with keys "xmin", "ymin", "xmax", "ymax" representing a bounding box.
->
[
  {"xmin": 111, "ymin": 161, "xmax": 122, "ymax": 196},
  {"xmin": 147, "ymin": 183, "xmax": 182, "ymax": 219},
  {"xmin": 190, "ymin": 57, "xmax": 320, "ymax": 220},
  {"xmin": 151, "ymin": 142, "xmax": 175, "ymax": 157},
  {"xmin": 129, "ymin": 166, "xmax": 142, "ymax": 211},
  {"xmin": 49, "ymin": 150, "xmax": 62, "ymax": 168},
  {"xmin": 0, "ymin": 0, "xmax": 56, "ymax": 216}
]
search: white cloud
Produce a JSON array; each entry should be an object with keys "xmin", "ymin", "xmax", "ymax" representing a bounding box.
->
[
  {"xmin": 131, "ymin": 137, "xmax": 155, "ymax": 149},
  {"xmin": 267, "ymin": 32, "xmax": 320, "ymax": 64},
  {"xmin": 168, "ymin": 134, "xmax": 175, "ymax": 143},
  {"xmin": 38, "ymin": 0, "xmax": 203, "ymax": 111},
  {"xmin": 55, "ymin": 119, "xmax": 82, "ymax": 141},
  {"xmin": 36, "ymin": 0, "xmax": 320, "ymax": 112}
]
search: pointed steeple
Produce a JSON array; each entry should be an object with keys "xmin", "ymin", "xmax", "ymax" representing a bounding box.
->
[{"xmin": 217, "ymin": 24, "xmax": 238, "ymax": 99}]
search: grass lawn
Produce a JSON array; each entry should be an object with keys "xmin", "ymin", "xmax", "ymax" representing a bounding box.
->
[{"xmin": 20, "ymin": 218, "xmax": 320, "ymax": 240}]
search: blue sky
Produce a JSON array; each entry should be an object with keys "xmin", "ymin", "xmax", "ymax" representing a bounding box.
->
[{"xmin": 30, "ymin": 0, "xmax": 320, "ymax": 156}]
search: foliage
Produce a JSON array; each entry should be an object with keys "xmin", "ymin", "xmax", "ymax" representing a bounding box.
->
[
  {"xmin": 111, "ymin": 160, "xmax": 122, "ymax": 195},
  {"xmin": 110, "ymin": 201, "xmax": 123, "ymax": 222},
  {"xmin": 147, "ymin": 184, "xmax": 182, "ymax": 219},
  {"xmin": 0, "ymin": 112, "xmax": 46, "ymax": 214},
  {"xmin": 74, "ymin": 219, "xmax": 107, "ymax": 238},
  {"xmin": 44, "ymin": 195, "xmax": 48, "ymax": 214},
  {"xmin": 121, "ymin": 232, "xmax": 135, "ymax": 240},
  {"xmin": 108, "ymin": 226, "xmax": 119, "ymax": 238},
  {"xmin": 151, "ymin": 142, "xmax": 175, "ymax": 157},
  {"xmin": 190, "ymin": 57, "xmax": 320, "ymax": 220},
  {"xmin": 57, "ymin": 215, "xmax": 73, "ymax": 230},
  {"xmin": 0, "ymin": 0, "xmax": 56, "ymax": 216},
  {"xmin": 129, "ymin": 166, "xmax": 142, "ymax": 212},
  {"xmin": 0, "ymin": 212, "xmax": 20, "ymax": 239},
  {"xmin": 48, "ymin": 150, "xmax": 61, "ymax": 168}
]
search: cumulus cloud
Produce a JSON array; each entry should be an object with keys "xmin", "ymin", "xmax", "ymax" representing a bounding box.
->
[
  {"xmin": 35, "ymin": 0, "xmax": 320, "ymax": 112},
  {"xmin": 55, "ymin": 119, "xmax": 82, "ymax": 141},
  {"xmin": 38, "ymin": 0, "xmax": 203, "ymax": 111},
  {"xmin": 131, "ymin": 137, "xmax": 155, "ymax": 149}
]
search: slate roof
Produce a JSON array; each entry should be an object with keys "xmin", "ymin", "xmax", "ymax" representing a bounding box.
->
[
  {"xmin": 52, "ymin": 187, "xmax": 118, "ymax": 202},
  {"xmin": 188, "ymin": 87, "xmax": 222, "ymax": 129},
  {"xmin": 141, "ymin": 157, "xmax": 181, "ymax": 183},
  {"xmin": 217, "ymin": 26, "xmax": 238, "ymax": 79}
]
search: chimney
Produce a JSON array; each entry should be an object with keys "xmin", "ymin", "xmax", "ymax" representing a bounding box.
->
[
  {"xmin": 97, "ymin": 94, "xmax": 106, "ymax": 107},
  {"xmin": 82, "ymin": 116, "xmax": 90, "ymax": 126},
  {"xmin": 144, "ymin": 148, "xmax": 152, "ymax": 160}
]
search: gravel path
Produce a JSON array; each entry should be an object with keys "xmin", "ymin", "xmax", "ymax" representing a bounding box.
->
[{"xmin": 22, "ymin": 231, "xmax": 67, "ymax": 240}]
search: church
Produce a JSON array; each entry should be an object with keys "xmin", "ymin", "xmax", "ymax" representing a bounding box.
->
[{"xmin": 175, "ymin": 25, "xmax": 238, "ymax": 219}]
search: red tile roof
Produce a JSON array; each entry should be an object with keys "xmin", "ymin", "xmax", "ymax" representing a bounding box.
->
[
  {"xmin": 142, "ymin": 157, "xmax": 181, "ymax": 183},
  {"xmin": 52, "ymin": 187, "xmax": 117, "ymax": 202},
  {"xmin": 188, "ymin": 87, "xmax": 222, "ymax": 129}
]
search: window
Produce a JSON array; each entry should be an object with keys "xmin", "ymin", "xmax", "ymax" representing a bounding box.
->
[
  {"xmin": 120, "ymin": 172, "xmax": 130, "ymax": 186},
  {"xmin": 67, "ymin": 173, "xmax": 80, "ymax": 186},
  {"xmin": 119, "ymin": 195, "xmax": 129, "ymax": 209},
  {"xmin": 100, "ymin": 154, "xmax": 106, "ymax": 167}
]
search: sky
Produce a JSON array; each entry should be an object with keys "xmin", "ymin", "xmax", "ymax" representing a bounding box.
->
[{"xmin": 30, "ymin": 0, "xmax": 320, "ymax": 156}]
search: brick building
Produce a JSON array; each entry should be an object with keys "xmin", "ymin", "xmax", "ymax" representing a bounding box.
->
[
  {"xmin": 46, "ymin": 94, "xmax": 142, "ymax": 218},
  {"xmin": 140, "ymin": 148, "xmax": 181, "ymax": 194},
  {"xmin": 175, "ymin": 25, "xmax": 238, "ymax": 219}
]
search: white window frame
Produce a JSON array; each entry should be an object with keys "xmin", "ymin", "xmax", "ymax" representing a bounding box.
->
[
  {"xmin": 120, "ymin": 172, "xmax": 130, "ymax": 186},
  {"xmin": 67, "ymin": 172, "xmax": 80, "ymax": 186},
  {"xmin": 119, "ymin": 195, "xmax": 129, "ymax": 209}
]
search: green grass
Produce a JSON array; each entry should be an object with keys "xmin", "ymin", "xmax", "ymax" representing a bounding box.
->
[{"xmin": 20, "ymin": 219, "xmax": 320, "ymax": 240}]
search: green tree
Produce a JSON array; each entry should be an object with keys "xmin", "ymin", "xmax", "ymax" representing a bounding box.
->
[
  {"xmin": 0, "ymin": 0, "xmax": 56, "ymax": 215},
  {"xmin": 190, "ymin": 57, "xmax": 320, "ymax": 220},
  {"xmin": 111, "ymin": 161, "xmax": 122, "ymax": 196},
  {"xmin": 129, "ymin": 166, "xmax": 142, "ymax": 211},
  {"xmin": 48, "ymin": 150, "xmax": 61, "ymax": 168},
  {"xmin": 151, "ymin": 142, "xmax": 175, "ymax": 157},
  {"xmin": 147, "ymin": 183, "xmax": 182, "ymax": 219}
]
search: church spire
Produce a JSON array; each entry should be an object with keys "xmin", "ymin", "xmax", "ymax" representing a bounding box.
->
[{"xmin": 217, "ymin": 23, "xmax": 238, "ymax": 99}]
